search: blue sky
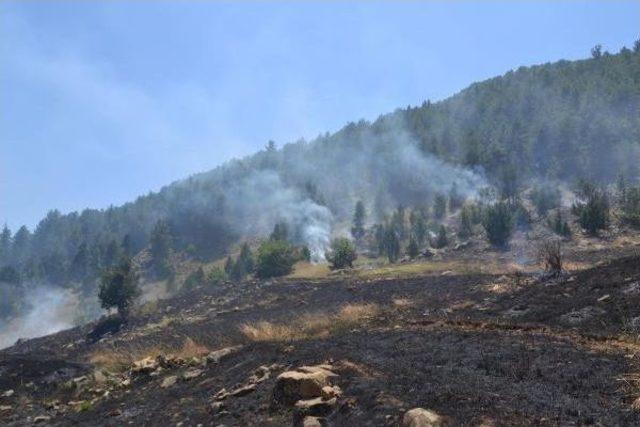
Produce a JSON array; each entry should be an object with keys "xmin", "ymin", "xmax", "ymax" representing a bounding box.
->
[{"xmin": 1, "ymin": 1, "xmax": 638, "ymax": 230}]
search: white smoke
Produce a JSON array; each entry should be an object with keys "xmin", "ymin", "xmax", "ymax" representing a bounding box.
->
[
  {"xmin": 225, "ymin": 170, "xmax": 332, "ymax": 261},
  {"xmin": 0, "ymin": 286, "xmax": 79, "ymax": 349}
]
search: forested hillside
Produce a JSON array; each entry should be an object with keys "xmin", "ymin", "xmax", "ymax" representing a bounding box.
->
[{"xmin": 1, "ymin": 43, "xmax": 639, "ymax": 320}]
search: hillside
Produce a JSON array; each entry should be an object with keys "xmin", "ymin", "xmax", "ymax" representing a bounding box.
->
[
  {"xmin": 2, "ymin": 218, "xmax": 640, "ymax": 425},
  {"xmin": 1, "ymin": 45, "xmax": 640, "ymax": 330}
]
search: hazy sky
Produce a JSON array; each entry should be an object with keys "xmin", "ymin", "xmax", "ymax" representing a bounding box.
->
[{"xmin": 1, "ymin": 1, "xmax": 638, "ymax": 230}]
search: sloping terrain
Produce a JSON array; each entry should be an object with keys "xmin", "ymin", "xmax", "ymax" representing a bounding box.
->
[{"xmin": 2, "ymin": 238, "xmax": 640, "ymax": 426}]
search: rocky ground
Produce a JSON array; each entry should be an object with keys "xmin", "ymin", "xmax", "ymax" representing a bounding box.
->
[{"xmin": 2, "ymin": 234, "xmax": 640, "ymax": 426}]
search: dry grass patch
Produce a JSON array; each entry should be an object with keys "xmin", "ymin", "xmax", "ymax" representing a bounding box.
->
[
  {"xmin": 356, "ymin": 260, "xmax": 486, "ymax": 279},
  {"xmin": 392, "ymin": 298, "xmax": 413, "ymax": 308},
  {"xmin": 288, "ymin": 261, "xmax": 331, "ymax": 279},
  {"xmin": 240, "ymin": 303, "xmax": 380, "ymax": 342},
  {"xmin": 88, "ymin": 337, "xmax": 210, "ymax": 372}
]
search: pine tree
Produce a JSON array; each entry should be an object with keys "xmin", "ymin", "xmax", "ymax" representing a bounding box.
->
[
  {"xmin": 459, "ymin": 205, "xmax": 474, "ymax": 239},
  {"xmin": 433, "ymin": 225, "xmax": 448, "ymax": 249},
  {"xmin": 150, "ymin": 220, "xmax": 172, "ymax": 277},
  {"xmin": 224, "ymin": 256, "xmax": 234, "ymax": 275},
  {"xmin": 238, "ymin": 242, "xmax": 254, "ymax": 273},
  {"xmin": 384, "ymin": 227, "xmax": 400, "ymax": 263},
  {"xmin": 407, "ymin": 236, "xmax": 419, "ymax": 259},
  {"xmin": 0, "ymin": 225, "xmax": 11, "ymax": 264},
  {"xmin": 98, "ymin": 257, "xmax": 140, "ymax": 319},
  {"xmin": 434, "ymin": 193, "xmax": 447, "ymax": 219},
  {"xmin": 351, "ymin": 201, "xmax": 366, "ymax": 241}
]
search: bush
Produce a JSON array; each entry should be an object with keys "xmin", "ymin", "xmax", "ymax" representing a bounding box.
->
[
  {"xmin": 326, "ymin": 238, "xmax": 358, "ymax": 269},
  {"xmin": 183, "ymin": 267, "xmax": 206, "ymax": 290},
  {"xmin": 207, "ymin": 267, "xmax": 227, "ymax": 285},
  {"xmin": 621, "ymin": 186, "xmax": 640, "ymax": 228},
  {"xmin": 98, "ymin": 258, "xmax": 139, "ymax": 318},
  {"xmin": 482, "ymin": 202, "xmax": 514, "ymax": 248},
  {"xmin": 255, "ymin": 240, "xmax": 296, "ymax": 278},
  {"xmin": 458, "ymin": 205, "xmax": 474, "ymax": 239},
  {"xmin": 548, "ymin": 210, "xmax": 571, "ymax": 237}
]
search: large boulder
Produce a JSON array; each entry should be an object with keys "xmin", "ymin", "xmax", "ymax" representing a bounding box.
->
[
  {"xmin": 273, "ymin": 365, "xmax": 338, "ymax": 405},
  {"xmin": 402, "ymin": 408, "xmax": 443, "ymax": 427}
]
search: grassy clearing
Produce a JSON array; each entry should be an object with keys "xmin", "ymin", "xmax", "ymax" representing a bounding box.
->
[
  {"xmin": 88, "ymin": 337, "xmax": 210, "ymax": 372},
  {"xmin": 356, "ymin": 259, "xmax": 489, "ymax": 279},
  {"xmin": 240, "ymin": 303, "xmax": 380, "ymax": 342},
  {"xmin": 288, "ymin": 261, "xmax": 331, "ymax": 279}
]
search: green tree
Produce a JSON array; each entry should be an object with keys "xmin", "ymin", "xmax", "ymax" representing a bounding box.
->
[
  {"xmin": 238, "ymin": 242, "xmax": 255, "ymax": 273},
  {"xmin": 11, "ymin": 226, "xmax": 30, "ymax": 265},
  {"xmin": 98, "ymin": 257, "xmax": 139, "ymax": 318},
  {"xmin": 433, "ymin": 193, "xmax": 447, "ymax": 219},
  {"xmin": 224, "ymin": 256, "xmax": 234, "ymax": 275},
  {"xmin": 326, "ymin": 237, "xmax": 358, "ymax": 269},
  {"xmin": 573, "ymin": 186, "xmax": 609, "ymax": 235},
  {"xmin": 351, "ymin": 201, "xmax": 366, "ymax": 241},
  {"xmin": 448, "ymin": 183, "xmax": 464, "ymax": 211},
  {"xmin": 0, "ymin": 225, "xmax": 11, "ymax": 264},
  {"xmin": 0, "ymin": 265, "xmax": 20, "ymax": 284},
  {"xmin": 270, "ymin": 222, "xmax": 289, "ymax": 242},
  {"xmin": 591, "ymin": 44, "xmax": 602, "ymax": 59},
  {"xmin": 383, "ymin": 227, "xmax": 400, "ymax": 263},
  {"xmin": 432, "ymin": 225, "xmax": 448, "ymax": 249},
  {"xmin": 255, "ymin": 240, "xmax": 296, "ymax": 278},
  {"xmin": 150, "ymin": 220, "xmax": 172, "ymax": 277},
  {"xmin": 410, "ymin": 210, "xmax": 427, "ymax": 245},
  {"xmin": 458, "ymin": 205, "xmax": 474, "ymax": 239},
  {"xmin": 483, "ymin": 202, "xmax": 514, "ymax": 248},
  {"xmin": 406, "ymin": 236, "xmax": 419, "ymax": 259},
  {"xmin": 183, "ymin": 267, "xmax": 206, "ymax": 290}
]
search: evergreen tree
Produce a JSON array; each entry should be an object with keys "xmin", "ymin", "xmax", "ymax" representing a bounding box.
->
[
  {"xmin": 448, "ymin": 183, "xmax": 464, "ymax": 211},
  {"xmin": 238, "ymin": 242, "xmax": 254, "ymax": 273},
  {"xmin": 374, "ymin": 224, "xmax": 386, "ymax": 257},
  {"xmin": 11, "ymin": 226, "xmax": 30, "ymax": 265},
  {"xmin": 270, "ymin": 222, "xmax": 289, "ymax": 242},
  {"xmin": 434, "ymin": 193, "xmax": 447, "ymax": 219},
  {"xmin": 383, "ymin": 227, "xmax": 400, "ymax": 263},
  {"xmin": 351, "ymin": 201, "xmax": 366, "ymax": 241},
  {"xmin": 459, "ymin": 205, "xmax": 474, "ymax": 239},
  {"xmin": 0, "ymin": 225, "xmax": 11, "ymax": 264},
  {"xmin": 98, "ymin": 257, "xmax": 139, "ymax": 319},
  {"xmin": 224, "ymin": 256, "xmax": 234, "ymax": 275},
  {"xmin": 255, "ymin": 240, "xmax": 296, "ymax": 278},
  {"xmin": 70, "ymin": 242, "xmax": 90, "ymax": 282},
  {"xmin": 406, "ymin": 236, "xmax": 419, "ymax": 259},
  {"xmin": 326, "ymin": 238, "xmax": 358, "ymax": 269},
  {"xmin": 433, "ymin": 225, "xmax": 448, "ymax": 249},
  {"xmin": 150, "ymin": 220, "xmax": 172, "ymax": 277},
  {"xmin": 483, "ymin": 202, "xmax": 514, "ymax": 247}
]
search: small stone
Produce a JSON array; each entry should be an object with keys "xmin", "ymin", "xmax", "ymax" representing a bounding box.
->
[
  {"xmin": 0, "ymin": 405, "xmax": 12, "ymax": 412},
  {"xmin": 229, "ymin": 383, "xmax": 256, "ymax": 397},
  {"xmin": 2, "ymin": 389, "xmax": 14, "ymax": 397},
  {"xmin": 320, "ymin": 385, "xmax": 341, "ymax": 400},
  {"xmin": 597, "ymin": 294, "xmax": 610, "ymax": 302},
  {"xmin": 402, "ymin": 408, "xmax": 443, "ymax": 427},
  {"xmin": 294, "ymin": 397, "xmax": 337, "ymax": 417},
  {"xmin": 34, "ymin": 415, "xmax": 52, "ymax": 423},
  {"xmin": 210, "ymin": 401, "xmax": 225, "ymax": 414},
  {"xmin": 205, "ymin": 346, "xmax": 242, "ymax": 365},
  {"xmin": 302, "ymin": 416, "xmax": 323, "ymax": 427},
  {"xmin": 161, "ymin": 375, "xmax": 178, "ymax": 388}
]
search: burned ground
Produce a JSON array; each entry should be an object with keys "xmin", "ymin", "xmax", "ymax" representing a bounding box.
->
[{"xmin": 2, "ymin": 241, "xmax": 640, "ymax": 426}]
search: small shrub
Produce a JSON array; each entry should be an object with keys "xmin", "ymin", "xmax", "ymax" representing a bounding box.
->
[
  {"xmin": 183, "ymin": 267, "xmax": 205, "ymax": 290},
  {"xmin": 537, "ymin": 239, "xmax": 563, "ymax": 277},
  {"xmin": 255, "ymin": 240, "xmax": 296, "ymax": 278},
  {"xmin": 326, "ymin": 238, "xmax": 357, "ymax": 269},
  {"xmin": 207, "ymin": 267, "xmax": 227, "ymax": 285},
  {"xmin": 458, "ymin": 205, "xmax": 474, "ymax": 239}
]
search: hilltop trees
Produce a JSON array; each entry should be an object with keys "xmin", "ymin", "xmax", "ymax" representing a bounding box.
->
[{"xmin": 98, "ymin": 257, "xmax": 140, "ymax": 319}]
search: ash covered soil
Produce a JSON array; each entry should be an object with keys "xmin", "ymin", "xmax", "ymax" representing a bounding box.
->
[{"xmin": 3, "ymin": 242, "xmax": 640, "ymax": 426}]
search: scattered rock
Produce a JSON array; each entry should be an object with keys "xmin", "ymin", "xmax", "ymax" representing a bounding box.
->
[
  {"xmin": 597, "ymin": 294, "xmax": 610, "ymax": 302},
  {"xmin": 210, "ymin": 401, "xmax": 225, "ymax": 414},
  {"xmin": 181, "ymin": 368, "xmax": 203, "ymax": 381},
  {"xmin": 161, "ymin": 375, "xmax": 178, "ymax": 388},
  {"xmin": 34, "ymin": 415, "xmax": 52, "ymax": 424},
  {"xmin": 402, "ymin": 408, "xmax": 443, "ymax": 427},
  {"xmin": 273, "ymin": 365, "xmax": 338, "ymax": 405},
  {"xmin": 294, "ymin": 396, "xmax": 337, "ymax": 417},
  {"xmin": 229, "ymin": 383, "xmax": 256, "ymax": 397},
  {"xmin": 302, "ymin": 416, "xmax": 323, "ymax": 427},
  {"xmin": 2, "ymin": 389, "xmax": 14, "ymax": 398},
  {"xmin": 623, "ymin": 282, "xmax": 640, "ymax": 295},
  {"xmin": 205, "ymin": 346, "xmax": 243, "ymax": 365},
  {"xmin": 93, "ymin": 370, "xmax": 107, "ymax": 384},
  {"xmin": 0, "ymin": 405, "xmax": 12, "ymax": 413},
  {"xmin": 131, "ymin": 357, "xmax": 159, "ymax": 374},
  {"xmin": 320, "ymin": 385, "xmax": 341, "ymax": 400}
]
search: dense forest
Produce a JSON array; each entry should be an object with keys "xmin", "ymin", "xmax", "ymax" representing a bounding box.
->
[{"xmin": 1, "ymin": 42, "xmax": 639, "ymax": 320}]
